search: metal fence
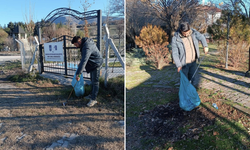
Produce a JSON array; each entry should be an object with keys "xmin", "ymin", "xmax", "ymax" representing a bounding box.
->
[
  {"xmin": 39, "ymin": 34, "xmax": 125, "ymax": 82},
  {"xmin": 103, "ymin": 24, "xmax": 125, "ymax": 86},
  {"xmin": 39, "ymin": 35, "xmax": 90, "ymax": 79},
  {"xmin": 15, "ymin": 37, "xmax": 39, "ymax": 73}
]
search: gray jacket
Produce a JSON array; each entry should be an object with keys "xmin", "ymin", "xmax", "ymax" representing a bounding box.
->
[
  {"xmin": 171, "ymin": 28, "xmax": 208, "ymax": 68},
  {"xmin": 76, "ymin": 38, "xmax": 103, "ymax": 75}
]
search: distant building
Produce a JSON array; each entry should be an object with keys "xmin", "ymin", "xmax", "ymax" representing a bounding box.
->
[
  {"xmin": 202, "ymin": 6, "xmax": 222, "ymax": 25},
  {"xmin": 196, "ymin": 5, "xmax": 222, "ymax": 42},
  {"xmin": 12, "ymin": 25, "xmax": 27, "ymax": 39}
]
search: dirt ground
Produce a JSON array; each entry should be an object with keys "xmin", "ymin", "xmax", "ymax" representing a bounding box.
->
[
  {"xmin": 0, "ymin": 68, "xmax": 124, "ymax": 150},
  {"xmin": 126, "ymin": 87, "xmax": 250, "ymax": 149}
]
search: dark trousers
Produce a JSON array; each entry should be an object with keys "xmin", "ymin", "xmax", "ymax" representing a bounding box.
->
[
  {"xmin": 181, "ymin": 61, "xmax": 197, "ymax": 84},
  {"xmin": 90, "ymin": 66, "xmax": 101, "ymax": 100}
]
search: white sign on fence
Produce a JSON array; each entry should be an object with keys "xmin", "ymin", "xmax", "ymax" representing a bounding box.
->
[{"xmin": 44, "ymin": 41, "xmax": 64, "ymax": 62}]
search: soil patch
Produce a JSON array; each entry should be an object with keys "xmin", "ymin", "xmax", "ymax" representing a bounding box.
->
[
  {"xmin": 136, "ymin": 89, "xmax": 250, "ymax": 148},
  {"xmin": 139, "ymin": 100, "xmax": 214, "ymax": 142}
]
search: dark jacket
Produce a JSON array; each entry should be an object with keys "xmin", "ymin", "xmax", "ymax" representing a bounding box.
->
[
  {"xmin": 171, "ymin": 28, "xmax": 208, "ymax": 68},
  {"xmin": 76, "ymin": 38, "xmax": 103, "ymax": 75}
]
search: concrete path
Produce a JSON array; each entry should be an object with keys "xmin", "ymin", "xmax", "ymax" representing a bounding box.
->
[{"xmin": 197, "ymin": 68, "xmax": 250, "ymax": 108}]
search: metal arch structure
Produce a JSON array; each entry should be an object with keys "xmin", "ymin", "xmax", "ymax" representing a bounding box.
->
[{"xmin": 37, "ymin": 7, "xmax": 102, "ymax": 51}]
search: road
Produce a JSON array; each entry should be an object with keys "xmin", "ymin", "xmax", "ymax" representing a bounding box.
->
[{"xmin": 0, "ymin": 56, "xmax": 21, "ymax": 65}]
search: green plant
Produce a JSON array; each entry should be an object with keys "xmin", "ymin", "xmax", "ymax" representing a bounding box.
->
[
  {"xmin": 99, "ymin": 76, "xmax": 124, "ymax": 101},
  {"xmin": 51, "ymin": 79, "xmax": 60, "ymax": 84}
]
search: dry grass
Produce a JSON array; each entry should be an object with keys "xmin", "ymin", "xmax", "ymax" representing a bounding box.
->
[{"xmin": 0, "ymin": 62, "xmax": 124, "ymax": 149}]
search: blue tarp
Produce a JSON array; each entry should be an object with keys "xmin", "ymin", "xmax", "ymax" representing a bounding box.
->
[
  {"xmin": 71, "ymin": 72, "xmax": 85, "ymax": 97},
  {"xmin": 179, "ymin": 70, "xmax": 200, "ymax": 111}
]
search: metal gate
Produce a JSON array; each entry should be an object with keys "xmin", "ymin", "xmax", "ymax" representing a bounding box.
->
[
  {"xmin": 37, "ymin": 8, "xmax": 102, "ymax": 80},
  {"xmin": 39, "ymin": 35, "xmax": 90, "ymax": 79}
]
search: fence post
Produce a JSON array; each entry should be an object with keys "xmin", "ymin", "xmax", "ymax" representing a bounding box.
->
[
  {"xmin": 248, "ymin": 47, "xmax": 250, "ymax": 72},
  {"xmin": 97, "ymin": 10, "xmax": 102, "ymax": 52},
  {"xmin": 246, "ymin": 47, "xmax": 250, "ymax": 77},
  {"xmin": 63, "ymin": 35, "xmax": 68, "ymax": 75},
  {"xmin": 39, "ymin": 44, "xmax": 44, "ymax": 73},
  {"xmin": 103, "ymin": 24, "xmax": 110, "ymax": 87},
  {"xmin": 38, "ymin": 27, "xmax": 42, "ymax": 44}
]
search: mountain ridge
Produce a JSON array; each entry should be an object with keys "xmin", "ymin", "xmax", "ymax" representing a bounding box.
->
[{"xmin": 51, "ymin": 16, "xmax": 123, "ymax": 24}]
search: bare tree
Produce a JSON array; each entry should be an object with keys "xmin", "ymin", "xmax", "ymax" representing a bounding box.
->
[
  {"xmin": 239, "ymin": 0, "xmax": 250, "ymax": 19},
  {"xmin": 213, "ymin": 0, "xmax": 250, "ymax": 20},
  {"xmin": 80, "ymin": 0, "xmax": 95, "ymax": 37},
  {"xmin": 116, "ymin": 20, "xmax": 124, "ymax": 51},
  {"xmin": 126, "ymin": 0, "xmax": 159, "ymax": 48},
  {"xmin": 42, "ymin": 26, "xmax": 56, "ymax": 41},
  {"xmin": 143, "ymin": 0, "xmax": 201, "ymax": 41},
  {"xmin": 4, "ymin": 36, "xmax": 15, "ymax": 51},
  {"xmin": 109, "ymin": 0, "xmax": 124, "ymax": 16},
  {"xmin": 24, "ymin": 3, "xmax": 36, "ymax": 36},
  {"xmin": 66, "ymin": 0, "xmax": 77, "ymax": 35},
  {"xmin": 104, "ymin": 0, "xmax": 111, "ymax": 26}
]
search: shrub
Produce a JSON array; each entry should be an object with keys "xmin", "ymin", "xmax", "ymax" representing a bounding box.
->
[{"xmin": 135, "ymin": 24, "xmax": 170, "ymax": 69}]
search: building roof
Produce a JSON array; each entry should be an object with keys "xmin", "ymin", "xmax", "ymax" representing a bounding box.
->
[
  {"xmin": 13, "ymin": 25, "xmax": 26, "ymax": 34},
  {"xmin": 200, "ymin": 6, "xmax": 222, "ymax": 13}
]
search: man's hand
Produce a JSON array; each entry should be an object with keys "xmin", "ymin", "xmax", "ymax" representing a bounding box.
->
[
  {"xmin": 204, "ymin": 47, "xmax": 209, "ymax": 55},
  {"xmin": 178, "ymin": 67, "xmax": 182, "ymax": 73},
  {"xmin": 76, "ymin": 75, "xmax": 80, "ymax": 81}
]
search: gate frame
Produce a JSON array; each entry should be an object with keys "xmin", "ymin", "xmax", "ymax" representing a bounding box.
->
[
  {"xmin": 38, "ymin": 8, "xmax": 102, "ymax": 78},
  {"xmin": 39, "ymin": 35, "xmax": 91, "ymax": 79}
]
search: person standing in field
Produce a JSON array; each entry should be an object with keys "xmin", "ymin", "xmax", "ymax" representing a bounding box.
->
[
  {"xmin": 71, "ymin": 36, "xmax": 103, "ymax": 107},
  {"xmin": 171, "ymin": 22, "xmax": 208, "ymax": 84}
]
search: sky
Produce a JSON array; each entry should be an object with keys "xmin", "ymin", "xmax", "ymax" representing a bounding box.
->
[{"xmin": 0, "ymin": 0, "xmax": 114, "ymax": 27}]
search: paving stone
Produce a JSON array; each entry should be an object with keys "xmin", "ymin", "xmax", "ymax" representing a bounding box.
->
[
  {"xmin": 57, "ymin": 139, "xmax": 64, "ymax": 144},
  {"xmin": 226, "ymin": 94, "xmax": 235, "ymax": 100},
  {"xmin": 62, "ymin": 141, "xmax": 69, "ymax": 148},
  {"xmin": 244, "ymin": 103, "xmax": 250, "ymax": 108},
  {"xmin": 1, "ymin": 137, "xmax": 7, "ymax": 142},
  {"xmin": 239, "ymin": 95, "xmax": 249, "ymax": 99},
  {"xmin": 16, "ymin": 133, "xmax": 27, "ymax": 141},
  {"xmin": 68, "ymin": 134, "xmax": 79, "ymax": 141},
  {"xmin": 48, "ymin": 142, "xmax": 61, "ymax": 149},
  {"xmin": 63, "ymin": 133, "xmax": 70, "ymax": 139},
  {"xmin": 236, "ymin": 98, "xmax": 245, "ymax": 102},
  {"xmin": 232, "ymin": 95, "xmax": 241, "ymax": 99},
  {"xmin": 225, "ymin": 92, "xmax": 232, "ymax": 97}
]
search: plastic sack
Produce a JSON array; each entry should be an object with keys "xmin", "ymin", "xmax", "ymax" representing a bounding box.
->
[
  {"xmin": 71, "ymin": 72, "xmax": 85, "ymax": 97},
  {"xmin": 179, "ymin": 70, "xmax": 200, "ymax": 111}
]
